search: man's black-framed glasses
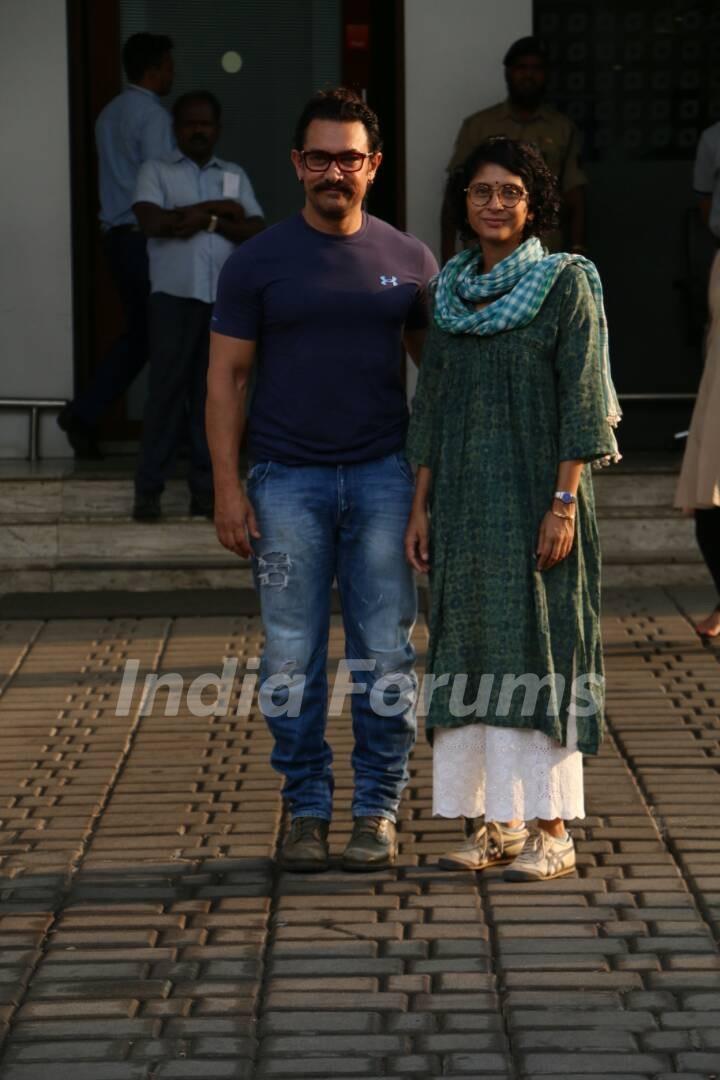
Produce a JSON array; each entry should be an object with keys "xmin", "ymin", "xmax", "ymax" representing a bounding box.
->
[
  {"xmin": 300, "ymin": 150, "xmax": 372, "ymax": 172},
  {"xmin": 465, "ymin": 181, "xmax": 528, "ymax": 208}
]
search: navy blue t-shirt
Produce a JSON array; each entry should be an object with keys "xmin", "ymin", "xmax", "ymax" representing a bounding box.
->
[{"xmin": 212, "ymin": 212, "xmax": 438, "ymax": 465}]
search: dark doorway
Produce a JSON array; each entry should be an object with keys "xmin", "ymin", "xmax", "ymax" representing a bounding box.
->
[
  {"xmin": 535, "ymin": 0, "xmax": 720, "ymax": 450},
  {"xmin": 67, "ymin": 0, "xmax": 405, "ymax": 444}
]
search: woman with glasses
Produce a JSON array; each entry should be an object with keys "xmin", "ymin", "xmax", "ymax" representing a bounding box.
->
[{"xmin": 405, "ymin": 138, "xmax": 621, "ymax": 881}]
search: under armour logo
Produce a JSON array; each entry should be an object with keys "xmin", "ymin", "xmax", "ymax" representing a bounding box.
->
[{"xmin": 380, "ymin": 275, "xmax": 399, "ymax": 286}]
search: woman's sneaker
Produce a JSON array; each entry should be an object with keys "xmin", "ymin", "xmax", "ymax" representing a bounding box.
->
[
  {"xmin": 503, "ymin": 827, "xmax": 576, "ymax": 881},
  {"xmin": 439, "ymin": 819, "xmax": 529, "ymax": 871}
]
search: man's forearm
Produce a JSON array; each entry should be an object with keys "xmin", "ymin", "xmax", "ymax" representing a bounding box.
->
[
  {"xmin": 195, "ymin": 199, "xmax": 245, "ymax": 217},
  {"xmin": 206, "ymin": 373, "xmax": 249, "ymax": 494},
  {"xmin": 133, "ymin": 202, "xmax": 181, "ymax": 237},
  {"xmin": 215, "ymin": 216, "xmax": 265, "ymax": 244},
  {"xmin": 177, "ymin": 201, "xmax": 264, "ymax": 243}
]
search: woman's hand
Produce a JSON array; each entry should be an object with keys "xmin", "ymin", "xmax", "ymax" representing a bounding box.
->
[
  {"xmin": 405, "ymin": 505, "xmax": 431, "ymax": 573},
  {"xmin": 536, "ymin": 510, "xmax": 575, "ymax": 571}
]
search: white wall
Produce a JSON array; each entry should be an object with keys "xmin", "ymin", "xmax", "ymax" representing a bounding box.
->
[
  {"xmin": 0, "ymin": 0, "xmax": 74, "ymax": 457},
  {"xmin": 404, "ymin": 0, "xmax": 532, "ymax": 256},
  {"xmin": 404, "ymin": 0, "xmax": 532, "ymax": 397}
]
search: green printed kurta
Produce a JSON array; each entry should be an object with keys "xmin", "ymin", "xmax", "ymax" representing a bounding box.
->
[{"xmin": 406, "ymin": 265, "xmax": 617, "ymax": 755}]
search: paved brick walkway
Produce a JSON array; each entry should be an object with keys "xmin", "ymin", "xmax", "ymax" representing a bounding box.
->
[{"xmin": 0, "ymin": 587, "xmax": 718, "ymax": 1079}]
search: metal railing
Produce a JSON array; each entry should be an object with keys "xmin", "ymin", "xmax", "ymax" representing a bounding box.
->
[
  {"xmin": 618, "ymin": 393, "xmax": 696, "ymax": 402},
  {"xmin": 0, "ymin": 398, "xmax": 68, "ymax": 462},
  {"xmin": 0, "ymin": 392, "xmax": 699, "ymax": 463}
]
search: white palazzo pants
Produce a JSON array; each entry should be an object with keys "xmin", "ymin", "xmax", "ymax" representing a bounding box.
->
[{"xmin": 432, "ymin": 719, "xmax": 585, "ymax": 822}]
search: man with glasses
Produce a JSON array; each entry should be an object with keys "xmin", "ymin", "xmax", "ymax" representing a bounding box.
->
[
  {"xmin": 207, "ymin": 88, "xmax": 437, "ymax": 873},
  {"xmin": 441, "ymin": 36, "xmax": 587, "ymax": 261}
]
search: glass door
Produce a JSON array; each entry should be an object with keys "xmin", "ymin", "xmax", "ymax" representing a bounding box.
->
[{"xmin": 535, "ymin": 0, "xmax": 720, "ymax": 450}]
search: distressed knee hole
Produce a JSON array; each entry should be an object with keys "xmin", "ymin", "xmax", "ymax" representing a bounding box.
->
[{"xmin": 256, "ymin": 551, "xmax": 291, "ymax": 589}]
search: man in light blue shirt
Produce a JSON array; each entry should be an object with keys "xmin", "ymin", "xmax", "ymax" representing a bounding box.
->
[
  {"xmin": 96, "ymin": 56, "xmax": 175, "ymax": 231},
  {"xmin": 132, "ymin": 91, "xmax": 264, "ymax": 521},
  {"xmin": 58, "ymin": 33, "xmax": 175, "ymax": 458}
]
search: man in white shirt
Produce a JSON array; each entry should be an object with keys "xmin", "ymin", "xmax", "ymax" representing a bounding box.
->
[{"xmin": 132, "ymin": 91, "xmax": 264, "ymax": 520}]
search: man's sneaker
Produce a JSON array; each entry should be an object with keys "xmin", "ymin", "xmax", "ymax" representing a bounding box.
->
[
  {"xmin": 57, "ymin": 405, "xmax": 103, "ymax": 459},
  {"xmin": 503, "ymin": 827, "xmax": 576, "ymax": 882},
  {"xmin": 439, "ymin": 819, "xmax": 529, "ymax": 871},
  {"xmin": 132, "ymin": 493, "xmax": 162, "ymax": 522},
  {"xmin": 279, "ymin": 817, "xmax": 330, "ymax": 873},
  {"xmin": 342, "ymin": 816, "xmax": 397, "ymax": 871}
]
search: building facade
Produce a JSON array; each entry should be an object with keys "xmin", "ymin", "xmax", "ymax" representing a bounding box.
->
[{"xmin": 2, "ymin": 0, "xmax": 716, "ymax": 458}]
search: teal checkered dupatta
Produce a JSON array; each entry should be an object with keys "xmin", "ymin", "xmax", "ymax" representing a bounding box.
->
[{"xmin": 433, "ymin": 237, "xmax": 621, "ymax": 460}]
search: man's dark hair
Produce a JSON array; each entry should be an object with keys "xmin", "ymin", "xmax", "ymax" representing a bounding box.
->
[
  {"xmin": 122, "ymin": 33, "xmax": 173, "ymax": 82},
  {"xmin": 173, "ymin": 91, "xmax": 222, "ymax": 125},
  {"xmin": 503, "ymin": 35, "xmax": 546, "ymax": 67},
  {"xmin": 451, "ymin": 137, "xmax": 560, "ymax": 241},
  {"xmin": 293, "ymin": 87, "xmax": 383, "ymax": 153}
]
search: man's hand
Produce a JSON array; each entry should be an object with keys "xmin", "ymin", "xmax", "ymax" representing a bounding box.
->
[
  {"xmin": 192, "ymin": 199, "xmax": 247, "ymax": 220},
  {"xmin": 214, "ymin": 485, "xmax": 261, "ymax": 559},
  {"xmin": 405, "ymin": 506, "xmax": 431, "ymax": 573},
  {"xmin": 536, "ymin": 510, "xmax": 575, "ymax": 571},
  {"xmin": 174, "ymin": 206, "xmax": 211, "ymax": 237}
]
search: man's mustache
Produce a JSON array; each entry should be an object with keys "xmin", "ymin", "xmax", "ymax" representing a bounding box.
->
[{"xmin": 316, "ymin": 182, "xmax": 352, "ymax": 195}]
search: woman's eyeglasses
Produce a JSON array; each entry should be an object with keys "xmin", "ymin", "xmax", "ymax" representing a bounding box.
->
[
  {"xmin": 465, "ymin": 182, "xmax": 528, "ymax": 208},
  {"xmin": 300, "ymin": 151, "xmax": 371, "ymax": 173}
]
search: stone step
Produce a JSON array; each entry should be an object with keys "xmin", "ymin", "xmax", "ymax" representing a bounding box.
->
[
  {"xmin": 592, "ymin": 468, "xmax": 678, "ymax": 508},
  {"xmin": 0, "ymin": 460, "xmax": 686, "ymax": 521},
  {"xmin": 0, "ymin": 458, "xmax": 709, "ymax": 593},
  {"xmin": 0, "ymin": 513, "xmax": 706, "ymax": 596},
  {"xmin": 0, "ymin": 508, "xmax": 698, "ymax": 562},
  {"xmin": 0, "ymin": 477, "xmax": 189, "ymax": 522},
  {"xmin": 0, "ymin": 476, "xmax": 685, "ymax": 523}
]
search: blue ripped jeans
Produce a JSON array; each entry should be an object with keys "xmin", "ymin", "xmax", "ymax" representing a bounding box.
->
[{"xmin": 247, "ymin": 454, "xmax": 418, "ymax": 823}]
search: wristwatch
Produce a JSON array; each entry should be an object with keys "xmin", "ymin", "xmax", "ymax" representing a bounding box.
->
[
  {"xmin": 554, "ymin": 491, "xmax": 576, "ymax": 505},
  {"xmin": 207, "ymin": 213, "xmax": 219, "ymax": 233}
]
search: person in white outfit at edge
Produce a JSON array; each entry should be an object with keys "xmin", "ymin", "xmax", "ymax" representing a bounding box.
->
[
  {"xmin": 674, "ymin": 118, "xmax": 720, "ymax": 638},
  {"xmin": 405, "ymin": 137, "xmax": 621, "ymax": 882}
]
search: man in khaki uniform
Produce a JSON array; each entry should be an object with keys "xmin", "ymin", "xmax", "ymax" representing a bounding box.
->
[{"xmin": 441, "ymin": 37, "xmax": 587, "ymax": 261}]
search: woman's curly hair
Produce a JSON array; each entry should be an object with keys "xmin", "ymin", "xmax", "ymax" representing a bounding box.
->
[{"xmin": 451, "ymin": 137, "xmax": 561, "ymax": 242}]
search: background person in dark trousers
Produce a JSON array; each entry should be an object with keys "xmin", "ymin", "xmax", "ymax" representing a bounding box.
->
[
  {"xmin": 675, "ymin": 118, "xmax": 720, "ymax": 637},
  {"xmin": 132, "ymin": 91, "xmax": 264, "ymax": 521},
  {"xmin": 58, "ymin": 32, "xmax": 175, "ymax": 458},
  {"xmin": 207, "ymin": 89, "xmax": 438, "ymax": 874},
  {"xmin": 441, "ymin": 36, "xmax": 587, "ymax": 262}
]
